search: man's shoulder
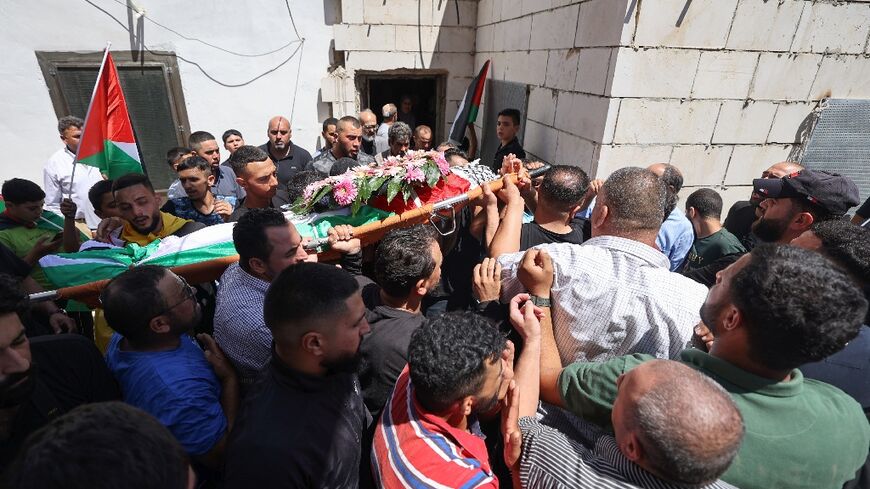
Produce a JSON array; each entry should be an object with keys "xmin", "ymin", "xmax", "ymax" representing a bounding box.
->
[
  {"xmin": 292, "ymin": 144, "xmax": 312, "ymax": 160},
  {"xmin": 44, "ymin": 147, "xmax": 72, "ymax": 168}
]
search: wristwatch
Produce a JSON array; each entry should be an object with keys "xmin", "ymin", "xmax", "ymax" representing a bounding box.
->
[{"xmin": 529, "ymin": 295, "xmax": 551, "ymax": 308}]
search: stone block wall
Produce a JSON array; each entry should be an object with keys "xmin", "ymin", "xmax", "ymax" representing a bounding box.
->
[
  {"xmin": 324, "ymin": 0, "xmax": 478, "ymax": 139},
  {"xmin": 476, "ymin": 0, "xmax": 870, "ymax": 210}
]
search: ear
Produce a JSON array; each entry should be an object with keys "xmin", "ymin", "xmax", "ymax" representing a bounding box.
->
[
  {"xmin": 621, "ymin": 432, "xmax": 643, "ymax": 463},
  {"xmin": 687, "ymin": 207, "xmax": 697, "ymax": 220},
  {"xmin": 236, "ymin": 176, "xmax": 248, "ymax": 190},
  {"xmin": 149, "ymin": 315, "xmax": 171, "ymax": 335},
  {"xmin": 300, "ymin": 331, "xmax": 325, "ymax": 357},
  {"xmin": 568, "ymin": 204, "xmax": 583, "ymax": 222},
  {"xmin": 792, "ymin": 211, "xmax": 815, "ymax": 233},
  {"xmin": 720, "ymin": 304, "xmax": 742, "ymax": 333},
  {"xmin": 593, "ymin": 204, "xmax": 609, "ymax": 229},
  {"xmin": 414, "ymin": 278, "xmax": 429, "ymax": 297},
  {"xmin": 248, "ymin": 257, "xmax": 268, "ymax": 277},
  {"xmin": 460, "ymin": 396, "xmax": 475, "ymax": 417},
  {"xmin": 207, "ymin": 174, "xmax": 216, "ymax": 187}
]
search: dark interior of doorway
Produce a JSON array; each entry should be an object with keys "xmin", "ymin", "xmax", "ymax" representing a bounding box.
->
[{"xmin": 367, "ymin": 78, "xmax": 437, "ymax": 141}]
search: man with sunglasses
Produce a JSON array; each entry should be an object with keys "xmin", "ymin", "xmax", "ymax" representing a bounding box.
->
[
  {"xmin": 258, "ymin": 116, "xmax": 312, "ymax": 194},
  {"xmin": 102, "ymin": 266, "xmax": 239, "ymax": 474}
]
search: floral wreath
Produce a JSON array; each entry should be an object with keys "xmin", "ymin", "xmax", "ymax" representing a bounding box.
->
[{"xmin": 296, "ymin": 150, "xmax": 451, "ymax": 215}]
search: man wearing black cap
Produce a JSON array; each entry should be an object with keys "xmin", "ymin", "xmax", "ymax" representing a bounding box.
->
[{"xmin": 752, "ymin": 169, "xmax": 860, "ymax": 243}]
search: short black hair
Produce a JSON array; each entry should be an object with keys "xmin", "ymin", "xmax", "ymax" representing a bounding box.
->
[
  {"xmin": 2, "ymin": 179, "xmax": 45, "ymax": 204},
  {"xmin": 601, "ymin": 167, "xmax": 667, "ymax": 234},
  {"xmin": 408, "ymin": 312, "xmax": 506, "ymax": 413},
  {"xmin": 166, "ymin": 146, "xmax": 193, "ymax": 167},
  {"xmin": 443, "ymin": 148, "xmax": 468, "ymax": 164},
  {"xmin": 0, "ymin": 273, "xmax": 29, "ymax": 317},
  {"xmin": 732, "ymin": 244, "xmax": 868, "ymax": 370},
  {"xmin": 322, "ymin": 117, "xmax": 338, "ymax": 131},
  {"xmin": 498, "ymin": 108, "xmax": 521, "ymax": 125},
  {"xmin": 57, "ymin": 116, "xmax": 83, "ymax": 134},
  {"xmin": 112, "ymin": 173, "xmax": 154, "ymax": 195},
  {"xmin": 100, "ymin": 265, "xmax": 168, "ymax": 344},
  {"xmin": 221, "ymin": 129, "xmax": 242, "ymax": 143},
  {"xmin": 175, "ymin": 155, "xmax": 212, "ymax": 175},
  {"xmin": 263, "ymin": 262, "xmax": 360, "ymax": 341},
  {"xmin": 811, "ymin": 220, "xmax": 870, "ymax": 288},
  {"xmin": 330, "ymin": 157, "xmax": 358, "ymax": 176},
  {"xmin": 227, "ymin": 145, "xmax": 270, "ymax": 176},
  {"xmin": 790, "ymin": 197, "xmax": 840, "ymax": 223},
  {"xmin": 686, "ymin": 188, "xmax": 723, "ymax": 220},
  {"xmin": 539, "ymin": 165, "xmax": 589, "ymax": 212},
  {"xmin": 88, "ymin": 180, "xmax": 115, "ymax": 212},
  {"xmin": 658, "ymin": 164, "xmax": 684, "ymax": 218},
  {"xmin": 376, "ymin": 226, "xmax": 438, "ymax": 298},
  {"xmin": 287, "ymin": 171, "xmax": 324, "ymax": 203},
  {"xmin": 337, "ymin": 116, "xmax": 361, "ymax": 133},
  {"xmin": 8, "ymin": 402, "xmax": 189, "ymax": 489},
  {"xmin": 232, "ymin": 208, "xmax": 288, "ymax": 273},
  {"xmin": 188, "ymin": 131, "xmax": 216, "ymax": 149}
]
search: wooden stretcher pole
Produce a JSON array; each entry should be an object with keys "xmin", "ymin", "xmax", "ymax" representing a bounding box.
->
[{"xmin": 52, "ymin": 174, "xmax": 522, "ymax": 305}]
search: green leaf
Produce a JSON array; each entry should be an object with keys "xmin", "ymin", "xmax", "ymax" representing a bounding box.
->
[
  {"xmin": 424, "ymin": 163, "xmax": 441, "ymax": 187},
  {"xmin": 310, "ymin": 185, "xmax": 332, "ymax": 207},
  {"xmin": 387, "ymin": 178, "xmax": 402, "ymax": 203},
  {"xmin": 402, "ymin": 186, "xmax": 412, "ymax": 204},
  {"xmin": 351, "ymin": 199, "xmax": 362, "ymax": 216},
  {"xmin": 370, "ymin": 176, "xmax": 387, "ymax": 194}
]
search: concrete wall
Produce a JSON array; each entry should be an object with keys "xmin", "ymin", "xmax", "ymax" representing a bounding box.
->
[
  {"xmin": 475, "ymin": 0, "xmax": 870, "ymax": 210},
  {"xmin": 324, "ymin": 0, "xmax": 478, "ymax": 139},
  {"xmin": 0, "ymin": 0, "xmax": 338, "ymax": 185}
]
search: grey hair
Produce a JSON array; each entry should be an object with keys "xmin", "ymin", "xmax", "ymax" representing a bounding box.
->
[
  {"xmin": 360, "ymin": 109, "xmax": 376, "ymax": 118},
  {"xmin": 58, "ymin": 116, "xmax": 84, "ymax": 134},
  {"xmin": 388, "ymin": 122, "xmax": 412, "ymax": 144},
  {"xmin": 632, "ymin": 361, "xmax": 744, "ymax": 487},
  {"xmin": 382, "ymin": 103, "xmax": 397, "ymax": 118},
  {"xmin": 600, "ymin": 167, "xmax": 667, "ymax": 234}
]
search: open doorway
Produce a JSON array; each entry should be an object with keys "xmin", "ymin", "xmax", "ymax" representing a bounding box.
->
[{"xmin": 357, "ymin": 72, "xmax": 446, "ymax": 144}]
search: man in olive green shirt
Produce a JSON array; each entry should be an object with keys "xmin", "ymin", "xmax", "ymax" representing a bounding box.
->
[
  {"xmin": 683, "ymin": 188, "xmax": 745, "ymax": 271},
  {"xmin": 533, "ymin": 244, "xmax": 869, "ymax": 489}
]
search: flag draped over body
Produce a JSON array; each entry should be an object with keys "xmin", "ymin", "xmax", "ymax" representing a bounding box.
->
[
  {"xmin": 448, "ymin": 60, "xmax": 490, "ymax": 145},
  {"xmin": 75, "ymin": 50, "xmax": 143, "ymax": 180}
]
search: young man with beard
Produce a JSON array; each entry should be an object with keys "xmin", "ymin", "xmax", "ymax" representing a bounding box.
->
[
  {"xmin": 0, "ymin": 274, "xmax": 119, "ymax": 470},
  {"xmin": 95, "ymin": 174, "xmax": 205, "ymax": 245},
  {"xmin": 224, "ymin": 262, "xmax": 372, "ymax": 489},
  {"xmin": 372, "ymin": 311, "xmax": 515, "ymax": 488},
  {"xmin": 357, "ymin": 225, "xmax": 442, "ymax": 419},
  {"xmin": 723, "ymin": 161, "xmax": 803, "ymax": 248},
  {"xmin": 161, "ymin": 156, "xmax": 233, "ymax": 226},
  {"xmin": 535, "ymin": 245, "xmax": 869, "ymax": 489},
  {"xmin": 226, "ymin": 145, "xmax": 289, "ymax": 222},
  {"xmin": 307, "ymin": 116, "xmax": 375, "ymax": 176},
  {"xmin": 102, "ymin": 266, "xmax": 239, "ymax": 473}
]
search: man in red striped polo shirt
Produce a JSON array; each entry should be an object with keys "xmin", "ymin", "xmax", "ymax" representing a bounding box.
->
[{"xmin": 372, "ymin": 312, "xmax": 515, "ymax": 488}]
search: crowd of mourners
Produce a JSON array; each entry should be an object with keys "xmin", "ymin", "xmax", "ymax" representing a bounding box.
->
[{"xmin": 0, "ymin": 97, "xmax": 868, "ymax": 489}]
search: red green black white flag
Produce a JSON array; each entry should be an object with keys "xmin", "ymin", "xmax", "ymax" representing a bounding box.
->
[
  {"xmin": 75, "ymin": 47, "xmax": 143, "ymax": 180},
  {"xmin": 448, "ymin": 60, "xmax": 490, "ymax": 145}
]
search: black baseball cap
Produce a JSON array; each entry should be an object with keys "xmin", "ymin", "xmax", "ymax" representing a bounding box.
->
[{"xmin": 753, "ymin": 169, "xmax": 860, "ymax": 216}]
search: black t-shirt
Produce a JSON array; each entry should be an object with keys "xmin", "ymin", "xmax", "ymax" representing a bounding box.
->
[
  {"xmin": 258, "ymin": 142, "xmax": 312, "ymax": 194},
  {"xmin": 856, "ymin": 195, "xmax": 870, "ymax": 220},
  {"xmin": 520, "ymin": 220, "xmax": 585, "ymax": 251},
  {"xmin": 723, "ymin": 200, "xmax": 756, "ymax": 241},
  {"xmin": 492, "ymin": 138, "xmax": 526, "ymax": 171},
  {"xmin": 0, "ymin": 335, "xmax": 120, "ymax": 469}
]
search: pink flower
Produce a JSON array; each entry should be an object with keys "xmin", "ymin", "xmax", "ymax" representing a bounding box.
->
[
  {"xmin": 434, "ymin": 153, "xmax": 450, "ymax": 175},
  {"xmin": 404, "ymin": 164, "xmax": 425, "ymax": 183},
  {"xmin": 332, "ymin": 177, "xmax": 358, "ymax": 206},
  {"xmin": 303, "ymin": 180, "xmax": 327, "ymax": 202}
]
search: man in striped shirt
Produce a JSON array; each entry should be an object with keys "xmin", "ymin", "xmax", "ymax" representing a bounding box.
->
[{"xmin": 372, "ymin": 312, "xmax": 515, "ymax": 488}]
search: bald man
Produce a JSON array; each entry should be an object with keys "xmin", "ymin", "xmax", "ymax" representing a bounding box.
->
[
  {"xmin": 413, "ymin": 125, "xmax": 432, "ymax": 151},
  {"xmin": 258, "ymin": 116, "xmax": 312, "ymax": 195},
  {"xmin": 723, "ymin": 161, "xmax": 804, "ymax": 249}
]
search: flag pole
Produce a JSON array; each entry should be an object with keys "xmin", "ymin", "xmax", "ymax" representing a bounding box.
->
[{"xmin": 70, "ymin": 41, "xmax": 112, "ymax": 200}]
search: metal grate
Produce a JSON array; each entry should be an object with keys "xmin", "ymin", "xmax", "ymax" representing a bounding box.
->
[{"xmin": 801, "ymin": 99, "xmax": 870, "ymax": 210}]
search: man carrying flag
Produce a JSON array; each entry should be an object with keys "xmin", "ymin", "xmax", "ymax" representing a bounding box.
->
[
  {"xmin": 43, "ymin": 116, "xmax": 103, "ymax": 229},
  {"xmin": 448, "ymin": 60, "xmax": 489, "ymax": 159},
  {"xmin": 74, "ymin": 46, "xmax": 144, "ymax": 186}
]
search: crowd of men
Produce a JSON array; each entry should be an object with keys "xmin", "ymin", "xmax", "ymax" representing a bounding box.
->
[{"xmin": 0, "ymin": 100, "xmax": 867, "ymax": 489}]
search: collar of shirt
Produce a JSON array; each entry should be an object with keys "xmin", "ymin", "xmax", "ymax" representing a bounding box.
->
[
  {"xmin": 583, "ymin": 235, "xmax": 670, "ymax": 269},
  {"xmin": 231, "ymin": 262, "xmax": 269, "ymax": 293},
  {"xmin": 268, "ymin": 348, "xmax": 355, "ymax": 394},
  {"xmin": 409, "ymin": 380, "xmax": 492, "ymax": 469},
  {"xmin": 680, "ymin": 349, "xmax": 804, "ymax": 398},
  {"xmin": 262, "ymin": 142, "xmax": 296, "ymax": 162}
]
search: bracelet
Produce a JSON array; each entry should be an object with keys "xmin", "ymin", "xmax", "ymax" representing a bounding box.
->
[{"xmin": 529, "ymin": 295, "xmax": 551, "ymax": 308}]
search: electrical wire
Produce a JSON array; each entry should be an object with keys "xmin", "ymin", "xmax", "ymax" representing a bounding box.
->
[{"xmin": 107, "ymin": 0, "xmax": 302, "ymax": 57}]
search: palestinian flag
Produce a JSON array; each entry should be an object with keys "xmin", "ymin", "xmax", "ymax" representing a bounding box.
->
[
  {"xmin": 76, "ymin": 50, "xmax": 143, "ymax": 180},
  {"xmin": 449, "ymin": 60, "xmax": 490, "ymax": 144}
]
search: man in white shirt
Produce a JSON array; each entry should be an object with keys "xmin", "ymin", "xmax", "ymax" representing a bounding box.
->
[
  {"xmin": 498, "ymin": 167, "xmax": 708, "ymax": 364},
  {"xmin": 43, "ymin": 116, "xmax": 103, "ymax": 229}
]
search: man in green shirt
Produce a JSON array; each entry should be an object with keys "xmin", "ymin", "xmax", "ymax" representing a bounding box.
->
[
  {"xmin": 531, "ymin": 244, "xmax": 869, "ymax": 489},
  {"xmin": 683, "ymin": 188, "xmax": 745, "ymax": 271}
]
